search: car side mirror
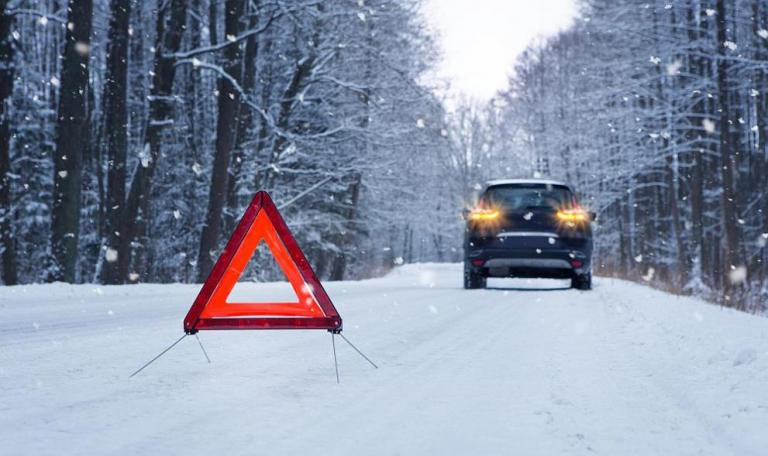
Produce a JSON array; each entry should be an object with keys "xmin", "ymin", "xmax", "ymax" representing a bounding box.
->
[{"xmin": 589, "ymin": 211, "xmax": 597, "ymax": 221}]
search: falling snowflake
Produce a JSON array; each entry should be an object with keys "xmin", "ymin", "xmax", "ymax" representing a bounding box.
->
[
  {"xmin": 38, "ymin": 16, "xmax": 49, "ymax": 26},
  {"xmin": 649, "ymin": 56, "xmax": 661, "ymax": 65},
  {"xmin": 192, "ymin": 162, "xmax": 203, "ymax": 175},
  {"xmin": 705, "ymin": 9, "xmax": 716, "ymax": 16},
  {"xmin": 751, "ymin": 89, "xmax": 760, "ymax": 97},
  {"xmin": 74, "ymin": 41, "xmax": 90, "ymax": 56},
  {"xmin": 416, "ymin": 118, "xmax": 425, "ymax": 128},
  {"xmin": 634, "ymin": 254, "xmax": 643, "ymax": 263},
  {"xmin": 128, "ymin": 272, "xmax": 140, "ymax": 282},
  {"xmin": 50, "ymin": 76, "xmax": 60, "ymax": 87},
  {"xmin": 173, "ymin": 210, "xmax": 181, "ymax": 220},
  {"xmin": 58, "ymin": 170, "xmax": 67, "ymax": 178},
  {"xmin": 642, "ymin": 267, "xmax": 655, "ymax": 282},
  {"xmin": 357, "ymin": 12, "xmax": 366, "ymax": 22},
  {"xmin": 758, "ymin": 29, "xmax": 768, "ymax": 39},
  {"xmin": 702, "ymin": 118, "xmax": 716, "ymax": 134},
  {"xmin": 728, "ymin": 266, "xmax": 747, "ymax": 285},
  {"xmin": 393, "ymin": 256, "xmax": 404, "ymax": 265},
  {"xmin": 105, "ymin": 248, "xmax": 118, "ymax": 263},
  {"xmin": 523, "ymin": 212, "xmax": 533, "ymax": 221},
  {"xmin": 666, "ymin": 60, "xmax": 682, "ymax": 76},
  {"xmin": 757, "ymin": 234, "xmax": 767, "ymax": 248},
  {"xmin": 723, "ymin": 41, "xmax": 737, "ymax": 51}
]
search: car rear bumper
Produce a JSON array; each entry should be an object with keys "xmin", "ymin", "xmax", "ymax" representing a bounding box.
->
[{"xmin": 465, "ymin": 247, "xmax": 591, "ymax": 278}]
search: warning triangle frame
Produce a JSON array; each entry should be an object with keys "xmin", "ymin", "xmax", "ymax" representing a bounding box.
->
[{"xmin": 184, "ymin": 191, "xmax": 342, "ymax": 333}]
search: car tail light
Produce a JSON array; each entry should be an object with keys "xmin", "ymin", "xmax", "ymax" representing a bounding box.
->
[
  {"xmin": 556, "ymin": 209, "xmax": 589, "ymax": 222},
  {"xmin": 468, "ymin": 209, "xmax": 499, "ymax": 221},
  {"xmin": 471, "ymin": 259, "xmax": 485, "ymax": 267},
  {"xmin": 571, "ymin": 259, "xmax": 584, "ymax": 268}
]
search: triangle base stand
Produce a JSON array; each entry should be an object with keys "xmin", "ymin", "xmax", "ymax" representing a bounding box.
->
[{"xmin": 129, "ymin": 330, "xmax": 378, "ymax": 382}]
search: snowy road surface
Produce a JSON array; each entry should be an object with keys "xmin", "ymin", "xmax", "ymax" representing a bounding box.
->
[{"xmin": 2, "ymin": 263, "xmax": 767, "ymax": 455}]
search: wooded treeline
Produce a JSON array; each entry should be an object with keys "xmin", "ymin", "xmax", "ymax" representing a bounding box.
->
[
  {"xmin": 0, "ymin": 0, "xmax": 461, "ymax": 285},
  {"xmin": 495, "ymin": 0, "xmax": 768, "ymax": 311}
]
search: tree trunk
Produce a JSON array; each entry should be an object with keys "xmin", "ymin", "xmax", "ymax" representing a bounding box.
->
[
  {"xmin": 118, "ymin": 0, "xmax": 187, "ymax": 283},
  {"xmin": 100, "ymin": 0, "xmax": 132, "ymax": 284},
  {"xmin": 225, "ymin": 9, "xmax": 259, "ymax": 235},
  {"xmin": 196, "ymin": 0, "xmax": 245, "ymax": 282},
  {"xmin": 0, "ymin": 0, "xmax": 17, "ymax": 285},
  {"xmin": 50, "ymin": 0, "xmax": 93, "ymax": 282},
  {"xmin": 715, "ymin": 0, "xmax": 743, "ymax": 303}
]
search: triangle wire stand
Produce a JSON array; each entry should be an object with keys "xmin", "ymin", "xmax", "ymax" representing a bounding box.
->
[{"xmin": 129, "ymin": 329, "xmax": 377, "ymax": 381}]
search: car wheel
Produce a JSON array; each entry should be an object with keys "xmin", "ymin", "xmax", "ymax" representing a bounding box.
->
[
  {"xmin": 571, "ymin": 272, "xmax": 592, "ymax": 290},
  {"xmin": 463, "ymin": 261, "xmax": 486, "ymax": 289}
]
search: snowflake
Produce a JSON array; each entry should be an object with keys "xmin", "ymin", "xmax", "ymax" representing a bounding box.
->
[
  {"xmin": 728, "ymin": 266, "xmax": 747, "ymax": 285},
  {"xmin": 701, "ymin": 118, "xmax": 716, "ymax": 134},
  {"xmin": 758, "ymin": 234, "xmax": 768, "ymax": 248},
  {"xmin": 642, "ymin": 267, "xmax": 655, "ymax": 282},
  {"xmin": 105, "ymin": 248, "xmax": 118, "ymax": 263},
  {"xmin": 758, "ymin": 29, "xmax": 768, "ymax": 39},
  {"xmin": 723, "ymin": 41, "xmax": 737, "ymax": 51},
  {"xmin": 666, "ymin": 60, "xmax": 682, "ymax": 76}
]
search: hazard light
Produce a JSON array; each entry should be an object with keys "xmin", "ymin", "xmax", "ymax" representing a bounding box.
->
[
  {"xmin": 468, "ymin": 208, "xmax": 500, "ymax": 221},
  {"xmin": 556, "ymin": 209, "xmax": 589, "ymax": 223}
]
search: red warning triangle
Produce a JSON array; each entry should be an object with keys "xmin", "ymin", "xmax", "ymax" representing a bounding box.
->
[{"xmin": 184, "ymin": 191, "xmax": 342, "ymax": 333}]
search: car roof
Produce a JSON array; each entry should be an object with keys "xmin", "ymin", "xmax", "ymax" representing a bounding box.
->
[{"xmin": 485, "ymin": 178, "xmax": 570, "ymax": 189}]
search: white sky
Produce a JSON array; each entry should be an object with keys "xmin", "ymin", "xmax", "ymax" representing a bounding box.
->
[{"xmin": 424, "ymin": 0, "xmax": 579, "ymax": 101}]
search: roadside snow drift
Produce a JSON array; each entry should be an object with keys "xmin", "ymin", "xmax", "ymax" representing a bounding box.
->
[{"xmin": 1, "ymin": 263, "xmax": 767, "ymax": 455}]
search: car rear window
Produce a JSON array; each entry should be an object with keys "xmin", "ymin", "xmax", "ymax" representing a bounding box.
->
[{"xmin": 483, "ymin": 184, "xmax": 575, "ymax": 211}]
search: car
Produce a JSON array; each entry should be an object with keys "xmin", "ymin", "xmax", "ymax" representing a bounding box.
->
[{"xmin": 463, "ymin": 179, "xmax": 595, "ymax": 290}]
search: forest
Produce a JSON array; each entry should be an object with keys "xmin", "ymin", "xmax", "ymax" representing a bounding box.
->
[
  {"xmin": 1, "ymin": 0, "xmax": 767, "ymax": 312},
  {"xmin": 491, "ymin": 0, "xmax": 768, "ymax": 311},
  {"xmin": 0, "ymin": 0, "xmax": 465, "ymax": 286}
]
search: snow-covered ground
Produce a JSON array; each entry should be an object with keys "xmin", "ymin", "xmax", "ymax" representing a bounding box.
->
[{"xmin": 2, "ymin": 263, "xmax": 767, "ymax": 455}]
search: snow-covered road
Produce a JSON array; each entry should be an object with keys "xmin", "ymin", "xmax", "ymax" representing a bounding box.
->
[{"xmin": 2, "ymin": 263, "xmax": 767, "ymax": 455}]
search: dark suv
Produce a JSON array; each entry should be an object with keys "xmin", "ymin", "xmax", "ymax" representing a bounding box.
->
[{"xmin": 463, "ymin": 179, "xmax": 595, "ymax": 290}]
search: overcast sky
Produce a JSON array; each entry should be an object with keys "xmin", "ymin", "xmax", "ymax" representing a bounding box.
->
[{"xmin": 424, "ymin": 0, "xmax": 579, "ymax": 101}]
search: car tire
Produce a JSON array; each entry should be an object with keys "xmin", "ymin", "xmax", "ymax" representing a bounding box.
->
[
  {"xmin": 463, "ymin": 261, "xmax": 486, "ymax": 289},
  {"xmin": 571, "ymin": 272, "xmax": 592, "ymax": 290}
]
